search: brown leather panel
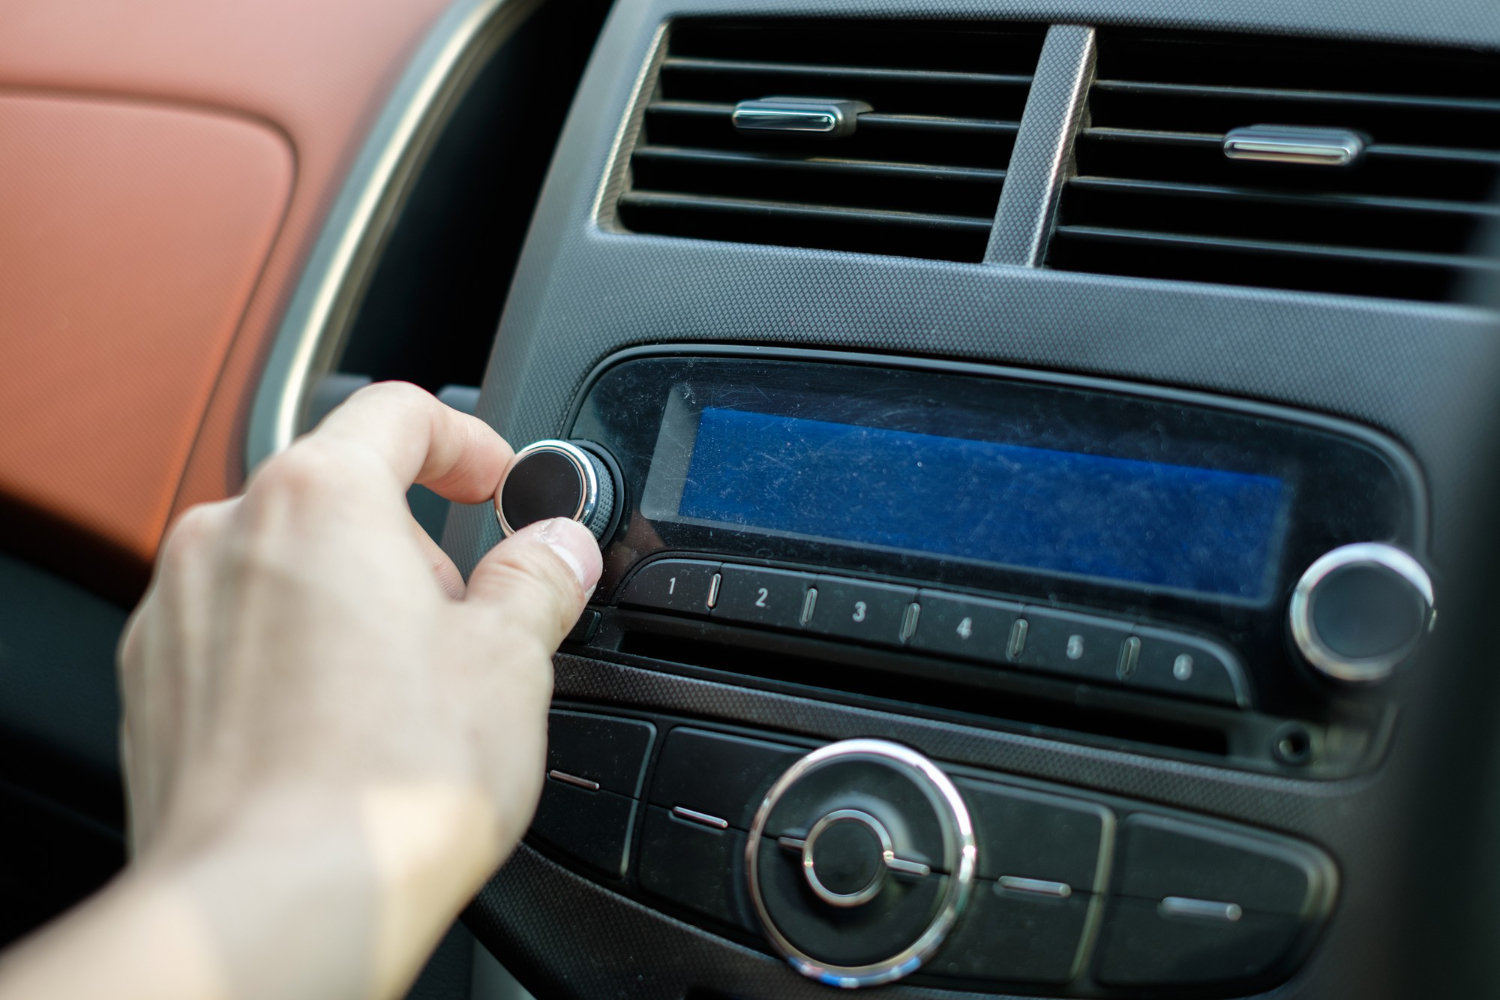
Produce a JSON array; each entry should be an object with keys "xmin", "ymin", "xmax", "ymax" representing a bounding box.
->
[
  {"xmin": 0, "ymin": 93, "xmax": 291, "ymax": 567},
  {"xmin": 0, "ymin": 0, "xmax": 451, "ymax": 597}
]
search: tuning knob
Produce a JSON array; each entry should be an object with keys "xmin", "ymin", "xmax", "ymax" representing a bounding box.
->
[
  {"xmin": 1289, "ymin": 543, "xmax": 1435, "ymax": 683},
  {"xmin": 494, "ymin": 440, "xmax": 619, "ymax": 542},
  {"xmin": 746, "ymin": 739, "xmax": 976, "ymax": 988}
]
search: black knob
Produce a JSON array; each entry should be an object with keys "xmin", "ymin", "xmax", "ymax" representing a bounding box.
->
[
  {"xmin": 1289, "ymin": 543, "xmax": 1435, "ymax": 683},
  {"xmin": 494, "ymin": 440, "xmax": 618, "ymax": 541}
]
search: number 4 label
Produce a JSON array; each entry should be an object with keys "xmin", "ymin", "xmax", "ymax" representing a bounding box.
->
[{"xmin": 956, "ymin": 616, "xmax": 974, "ymax": 640}]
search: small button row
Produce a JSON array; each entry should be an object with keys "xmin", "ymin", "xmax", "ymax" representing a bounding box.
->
[{"xmin": 617, "ymin": 559, "xmax": 1248, "ymax": 707}]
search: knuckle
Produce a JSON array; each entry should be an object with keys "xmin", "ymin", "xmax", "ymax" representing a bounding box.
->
[
  {"xmin": 350, "ymin": 380, "xmax": 431, "ymax": 413},
  {"xmin": 157, "ymin": 504, "xmax": 220, "ymax": 573},
  {"xmin": 250, "ymin": 442, "xmax": 341, "ymax": 501}
]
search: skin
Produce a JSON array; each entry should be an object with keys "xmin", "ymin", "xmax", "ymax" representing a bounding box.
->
[{"xmin": 0, "ymin": 382, "xmax": 603, "ymax": 1000}]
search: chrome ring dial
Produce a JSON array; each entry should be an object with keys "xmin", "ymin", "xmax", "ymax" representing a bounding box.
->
[{"xmin": 745, "ymin": 739, "xmax": 977, "ymax": 988}]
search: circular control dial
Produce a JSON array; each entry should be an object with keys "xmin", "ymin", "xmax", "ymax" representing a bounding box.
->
[
  {"xmin": 1289, "ymin": 542, "xmax": 1435, "ymax": 683},
  {"xmin": 746, "ymin": 739, "xmax": 976, "ymax": 988},
  {"xmin": 494, "ymin": 440, "xmax": 618, "ymax": 541}
]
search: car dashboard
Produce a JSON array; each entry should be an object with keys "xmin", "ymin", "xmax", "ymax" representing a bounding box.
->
[{"xmin": 5, "ymin": 0, "xmax": 1500, "ymax": 997}]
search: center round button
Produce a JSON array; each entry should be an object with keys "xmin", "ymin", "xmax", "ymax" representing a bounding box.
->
[{"xmin": 803, "ymin": 809, "xmax": 891, "ymax": 907}]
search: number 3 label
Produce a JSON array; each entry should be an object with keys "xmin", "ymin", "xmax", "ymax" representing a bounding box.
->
[{"xmin": 851, "ymin": 601, "xmax": 868, "ymax": 623}]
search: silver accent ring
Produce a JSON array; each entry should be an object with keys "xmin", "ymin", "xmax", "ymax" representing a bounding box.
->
[
  {"xmin": 745, "ymin": 739, "xmax": 977, "ymax": 989},
  {"xmin": 800, "ymin": 809, "xmax": 892, "ymax": 908},
  {"xmin": 1289, "ymin": 542, "xmax": 1434, "ymax": 683},
  {"xmin": 494, "ymin": 439, "xmax": 598, "ymax": 536}
]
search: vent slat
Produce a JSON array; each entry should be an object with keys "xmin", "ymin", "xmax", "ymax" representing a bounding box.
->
[
  {"xmin": 619, "ymin": 20, "xmax": 1044, "ymax": 262},
  {"xmin": 1049, "ymin": 29, "xmax": 1500, "ymax": 302},
  {"xmin": 663, "ymin": 56, "xmax": 1032, "ymax": 88},
  {"xmin": 1054, "ymin": 226, "xmax": 1500, "ymax": 271},
  {"xmin": 1092, "ymin": 78, "xmax": 1500, "ymax": 114},
  {"xmin": 622, "ymin": 191, "xmax": 995, "ymax": 231},
  {"xmin": 634, "ymin": 146, "xmax": 1007, "ymax": 183},
  {"xmin": 1070, "ymin": 176, "xmax": 1500, "ymax": 219}
]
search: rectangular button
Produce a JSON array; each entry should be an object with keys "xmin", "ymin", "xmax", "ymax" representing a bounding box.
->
[
  {"xmin": 638, "ymin": 806, "xmax": 756, "ymax": 931},
  {"xmin": 529, "ymin": 779, "xmax": 637, "ymax": 879},
  {"xmin": 1114, "ymin": 814, "xmax": 1329, "ymax": 917},
  {"xmin": 547, "ymin": 711, "xmax": 656, "ymax": 798},
  {"xmin": 957, "ymin": 778, "xmax": 1112, "ymax": 890},
  {"xmin": 930, "ymin": 882, "xmax": 1091, "ymax": 984},
  {"xmin": 617, "ymin": 558, "xmax": 720, "ymax": 616},
  {"xmin": 1130, "ymin": 627, "xmax": 1249, "ymax": 707},
  {"xmin": 910, "ymin": 590, "xmax": 1023, "ymax": 662},
  {"xmin": 1018, "ymin": 606, "xmax": 1132, "ymax": 683},
  {"xmin": 712, "ymin": 565, "xmax": 812, "ymax": 630},
  {"xmin": 806, "ymin": 576, "xmax": 915, "ymax": 646},
  {"xmin": 649, "ymin": 728, "xmax": 806, "ymax": 830},
  {"xmin": 1095, "ymin": 896, "xmax": 1305, "ymax": 987}
]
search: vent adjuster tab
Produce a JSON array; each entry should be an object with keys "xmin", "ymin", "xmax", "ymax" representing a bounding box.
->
[
  {"xmin": 1222, "ymin": 125, "xmax": 1367, "ymax": 167},
  {"xmin": 732, "ymin": 97, "xmax": 871, "ymax": 138}
]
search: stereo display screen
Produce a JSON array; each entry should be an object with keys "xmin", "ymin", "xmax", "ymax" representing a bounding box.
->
[{"xmin": 651, "ymin": 403, "xmax": 1287, "ymax": 600}]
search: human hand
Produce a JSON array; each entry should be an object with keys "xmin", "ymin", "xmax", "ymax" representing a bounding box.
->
[{"xmin": 107, "ymin": 382, "xmax": 599, "ymax": 999}]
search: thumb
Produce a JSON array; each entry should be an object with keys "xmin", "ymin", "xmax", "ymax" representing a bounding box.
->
[{"xmin": 464, "ymin": 518, "xmax": 602, "ymax": 649}]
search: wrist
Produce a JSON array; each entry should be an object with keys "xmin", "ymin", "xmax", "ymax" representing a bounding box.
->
[{"xmin": 137, "ymin": 781, "xmax": 504, "ymax": 1000}]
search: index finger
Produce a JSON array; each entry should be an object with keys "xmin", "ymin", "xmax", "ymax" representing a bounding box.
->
[{"xmin": 311, "ymin": 381, "xmax": 514, "ymax": 504}]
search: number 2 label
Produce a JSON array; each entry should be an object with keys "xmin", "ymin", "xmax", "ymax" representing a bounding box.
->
[{"xmin": 755, "ymin": 587, "xmax": 769, "ymax": 608}]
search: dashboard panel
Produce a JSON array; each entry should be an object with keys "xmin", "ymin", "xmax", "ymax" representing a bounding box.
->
[
  {"xmin": 3, "ymin": 0, "xmax": 1494, "ymax": 995},
  {"xmin": 384, "ymin": 0, "xmax": 1500, "ymax": 996}
]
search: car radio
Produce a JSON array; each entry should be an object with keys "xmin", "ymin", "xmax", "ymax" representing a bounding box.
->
[{"xmin": 496, "ymin": 348, "xmax": 1431, "ymax": 775}]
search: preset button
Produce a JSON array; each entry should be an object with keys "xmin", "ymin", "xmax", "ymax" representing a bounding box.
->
[
  {"xmin": 806, "ymin": 577, "xmax": 915, "ymax": 647},
  {"xmin": 1019, "ymin": 606, "xmax": 1132, "ymax": 683},
  {"xmin": 1130, "ymin": 627, "xmax": 1249, "ymax": 707},
  {"xmin": 910, "ymin": 591, "xmax": 1023, "ymax": 663},
  {"xmin": 618, "ymin": 559, "xmax": 720, "ymax": 616},
  {"xmin": 714, "ymin": 565, "xmax": 813, "ymax": 630}
]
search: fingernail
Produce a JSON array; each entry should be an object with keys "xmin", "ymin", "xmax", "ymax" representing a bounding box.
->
[{"xmin": 535, "ymin": 518, "xmax": 602, "ymax": 597}]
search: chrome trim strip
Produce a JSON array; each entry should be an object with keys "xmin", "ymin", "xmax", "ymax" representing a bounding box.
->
[
  {"xmin": 706, "ymin": 572, "xmax": 722, "ymax": 609},
  {"xmin": 1160, "ymin": 896, "xmax": 1245, "ymax": 922},
  {"xmin": 245, "ymin": 0, "xmax": 542, "ymax": 469},
  {"xmin": 745, "ymin": 738, "xmax": 977, "ymax": 989},
  {"xmin": 998, "ymin": 875, "xmax": 1072, "ymax": 898},
  {"xmin": 547, "ymin": 769, "xmax": 600, "ymax": 792},
  {"xmin": 1289, "ymin": 542, "xmax": 1435, "ymax": 683},
  {"xmin": 884, "ymin": 856, "xmax": 932, "ymax": 878},
  {"xmin": 670, "ymin": 805, "xmax": 730, "ymax": 830}
]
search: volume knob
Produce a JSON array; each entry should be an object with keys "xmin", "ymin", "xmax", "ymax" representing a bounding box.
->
[
  {"xmin": 1289, "ymin": 543, "xmax": 1434, "ymax": 683},
  {"xmin": 494, "ymin": 440, "xmax": 619, "ymax": 542}
]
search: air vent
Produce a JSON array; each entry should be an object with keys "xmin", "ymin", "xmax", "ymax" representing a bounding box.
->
[
  {"xmin": 616, "ymin": 21, "xmax": 1046, "ymax": 263},
  {"xmin": 1048, "ymin": 30, "xmax": 1500, "ymax": 302}
]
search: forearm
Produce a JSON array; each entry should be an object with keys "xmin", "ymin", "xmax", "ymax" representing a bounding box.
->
[{"xmin": 0, "ymin": 783, "xmax": 505, "ymax": 1000}]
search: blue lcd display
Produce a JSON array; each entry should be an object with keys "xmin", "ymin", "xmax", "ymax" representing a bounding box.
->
[{"xmin": 673, "ymin": 407, "xmax": 1287, "ymax": 599}]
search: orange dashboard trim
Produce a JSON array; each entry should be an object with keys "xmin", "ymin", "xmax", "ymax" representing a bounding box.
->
[{"xmin": 0, "ymin": 0, "xmax": 452, "ymax": 600}]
